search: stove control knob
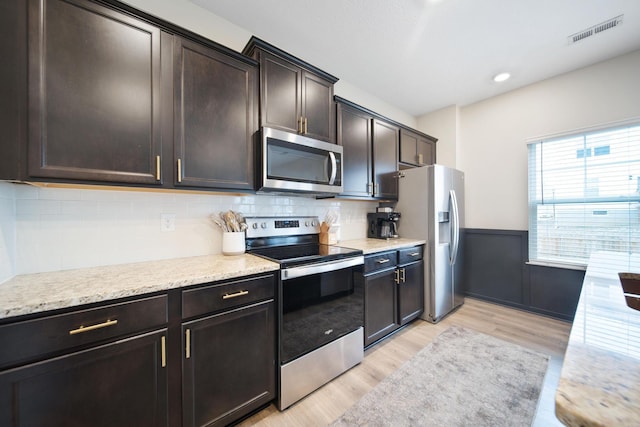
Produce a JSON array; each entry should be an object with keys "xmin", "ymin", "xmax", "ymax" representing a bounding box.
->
[
  {"xmin": 260, "ymin": 222, "xmax": 267, "ymax": 229},
  {"xmin": 311, "ymin": 220, "xmax": 318, "ymax": 227},
  {"xmin": 305, "ymin": 221, "xmax": 310, "ymax": 227},
  {"xmin": 252, "ymin": 223, "xmax": 258, "ymax": 229}
]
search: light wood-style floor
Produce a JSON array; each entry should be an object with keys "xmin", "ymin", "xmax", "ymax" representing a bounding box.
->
[{"xmin": 238, "ymin": 297, "xmax": 572, "ymax": 427}]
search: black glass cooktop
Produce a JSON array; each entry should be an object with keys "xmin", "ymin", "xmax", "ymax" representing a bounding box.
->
[{"xmin": 250, "ymin": 243, "xmax": 362, "ymax": 268}]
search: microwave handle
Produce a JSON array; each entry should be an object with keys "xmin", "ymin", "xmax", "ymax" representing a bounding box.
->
[{"xmin": 328, "ymin": 152, "xmax": 337, "ymax": 185}]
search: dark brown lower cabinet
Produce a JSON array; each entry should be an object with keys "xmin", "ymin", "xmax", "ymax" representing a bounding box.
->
[
  {"xmin": 182, "ymin": 299, "xmax": 275, "ymax": 427},
  {"xmin": 362, "ymin": 246, "xmax": 425, "ymax": 347},
  {"xmin": 363, "ymin": 267, "xmax": 399, "ymax": 347},
  {"xmin": 398, "ymin": 260, "xmax": 424, "ymax": 325},
  {"xmin": 0, "ymin": 330, "xmax": 168, "ymax": 427}
]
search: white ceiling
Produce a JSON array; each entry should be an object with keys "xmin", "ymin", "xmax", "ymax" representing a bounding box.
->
[{"xmin": 191, "ymin": 0, "xmax": 640, "ymax": 117}]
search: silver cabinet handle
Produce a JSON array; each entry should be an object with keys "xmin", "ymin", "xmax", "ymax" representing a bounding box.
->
[
  {"xmin": 400, "ymin": 268, "xmax": 406, "ymax": 283},
  {"xmin": 409, "ymin": 252, "xmax": 420, "ymax": 257},
  {"xmin": 376, "ymin": 259, "xmax": 390, "ymax": 264}
]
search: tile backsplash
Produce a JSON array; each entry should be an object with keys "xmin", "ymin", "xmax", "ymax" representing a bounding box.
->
[{"xmin": 6, "ymin": 183, "xmax": 377, "ymax": 276}]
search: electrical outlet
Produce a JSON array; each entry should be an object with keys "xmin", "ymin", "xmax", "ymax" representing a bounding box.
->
[{"xmin": 160, "ymin": 214, "xmax": 176, "ymax": 232}]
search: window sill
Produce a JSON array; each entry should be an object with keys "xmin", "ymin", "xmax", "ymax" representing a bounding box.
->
[{"xmin": 526, "ymin": 260, "xmax": 587, "ymax": 271}]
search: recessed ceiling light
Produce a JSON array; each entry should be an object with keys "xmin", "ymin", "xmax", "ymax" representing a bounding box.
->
[{"xmin": 493, "ymin": 72, "xmax": 511, "ymax": 83}]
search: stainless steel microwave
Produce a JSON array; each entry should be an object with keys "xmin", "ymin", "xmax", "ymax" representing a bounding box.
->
[{"xmin": 258, "ymin": 127, "xmax": 343, "ymax": 195}]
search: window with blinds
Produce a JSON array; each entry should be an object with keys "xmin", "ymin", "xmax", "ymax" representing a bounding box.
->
[{"xmin": 528, "ymin": 123, "xmax": 640, "ymax": 267}]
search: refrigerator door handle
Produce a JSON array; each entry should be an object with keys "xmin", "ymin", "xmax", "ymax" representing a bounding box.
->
[{"xmin": 449, "ymin": 189, "xmax": 460, "ymax": 265}]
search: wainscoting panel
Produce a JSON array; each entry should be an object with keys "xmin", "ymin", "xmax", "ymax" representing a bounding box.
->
[
  {"xmin": 463, "ymin": 229, "xmax": 528, "ymax": 308},
  {"xmin": 462, "ymin": 229, "xmax": 583, "ymax": 321}
]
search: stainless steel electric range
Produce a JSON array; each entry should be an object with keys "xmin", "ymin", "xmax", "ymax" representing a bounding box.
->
[{"xmin": 245, "ymin": 216, "xmax": 364, "ymax": 410}]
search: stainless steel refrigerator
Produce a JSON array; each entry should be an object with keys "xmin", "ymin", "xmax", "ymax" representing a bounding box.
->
[{"xmin": 396, "ymin": 164, "xmax": 465, "ymax": 323}]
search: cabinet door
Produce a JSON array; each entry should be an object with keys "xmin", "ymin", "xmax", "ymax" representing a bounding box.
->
[
  {"xmin": 301, "ymin": 71, "xmax": 335, "ymax": 143},
  {"xmin": 337, "ymin": 103, "xmax": 373, "ymax": 197},
  {"xmin": 372, "ymin": 119, "xmax": 399, "ymax": 199},
  {"xmin": 398, "ymin": 261, "xmax": 424, "ymax": 325},
  {"xmin": 416, "ymin": 137, "xmax": 435, "ymax": 166},
  {"xmin": 260, "ymin": 53, "xmax": 302, "ymax": 135},
  {"xmin": 364, "ymin": 269, "xmax": 399, "ymax": 347},
  {"xmin": 0, "ymin": 330, "xmax": 168, "ymax": 427},
  {"xmin": 399, "ymin": 128, "xmax": 419, "ymax": 165},
  {"xmin": 174, "ymin": 37, "xmax": 257, "ymax": 190},
  {"xmin": 400, "ymin": 128, "xmax": 435, "ymax": 167},
  {"xmin": 27, "ymin": 0, "xmax": 162, "ymax": 184},
  {"xmin": 183, "ymin": 300, "xmax": 275, "ymax": 427}
]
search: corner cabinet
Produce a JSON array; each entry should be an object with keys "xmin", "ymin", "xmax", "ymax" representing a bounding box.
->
[
  {"xmin": 181, "ymin": 274, "xmax": 276, "ymax": 427},
  {"xmin": 400, "ymin": 128, "xmax": 436, "ymax": 167},
  {"xmin": 26, "ymin": 0, "xmax": 165, "ymax": 185},
  {"xmin": 0, "ymin": 295, "xmax": 169, "ymax": 426},
  {"xmin": 173, "ymin": 36, "xmax": 257, "ymax": 190},
  {"xmin": 360, "ymin": 246, "xmax": 424, "ymax": 347},
  {"xmin": 243, "ymin": 37, "xmax": 338, "ymax": 143}
]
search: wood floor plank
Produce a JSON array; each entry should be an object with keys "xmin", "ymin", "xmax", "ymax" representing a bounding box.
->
[{"xmin": 237, "ymin": 297, "xmax": 572, "ymax": 426}]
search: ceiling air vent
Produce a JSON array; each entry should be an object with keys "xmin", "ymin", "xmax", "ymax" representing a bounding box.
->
[{"xmin": 568, "ymin": 14, "xmax": 623, "ymax": 44}]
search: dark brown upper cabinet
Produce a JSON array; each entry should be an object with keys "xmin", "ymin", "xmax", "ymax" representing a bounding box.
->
[
  {"xmin": 336, "ymin": 97, "xmax": 399, "ymax": 200},
  {"xmin": 400, "ymin": 128, "xmax": 436, "ymax": 167},
  {"xmin": 372, "ymin": 119, "xmax": 400, "ymax": 199},
  {"xmin": 243, "ymin": 37, "xmax": 338, "ymax": 143},
  {"xmin": 26, "ymin": 0, "xmax": 165, "ymax": 185},
  {"xmin": 173, "ymin": 36, "xmax": 258, "ymax": 190},
  {"xmin": 337, "ymin": 102, "xmax": 373, "ymax": 198},
  {"xmin": 336, "ymin": 96, "xmax": 437, "ymax": 200}
]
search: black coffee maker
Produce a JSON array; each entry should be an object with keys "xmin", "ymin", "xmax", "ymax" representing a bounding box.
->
[{"xmin": 367, "ymin": 211, "xmax": 401, "ymax": 239}]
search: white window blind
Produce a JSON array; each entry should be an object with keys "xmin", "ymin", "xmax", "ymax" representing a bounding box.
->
[{"xmin": 528, "ymin": 123, "xmax": 640, "ymax": 266}]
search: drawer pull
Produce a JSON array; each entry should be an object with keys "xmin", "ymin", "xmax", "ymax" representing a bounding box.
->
[
  {"xmin": 185, "ymin": 329, "xmax": 191, "ymax": 359},
  {"xmin": 69, "ymin": 319, "xmax": 118, "ymax": 335},
  {"xmin": 376, "ymin": 259, "xmax": 390, "ymax": 264},
  {"xmin": 409, "ymin": 252, "xmax": 420, "ymax": 257},
  {"xmin": 161, "ymin": 336, "xmax": 166, "ymax": 368},
  {"xmin": 222, "ymin": 290, "xmax": 249, "ymax": 300}
]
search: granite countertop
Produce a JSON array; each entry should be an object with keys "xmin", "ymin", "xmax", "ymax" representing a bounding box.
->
[
  {"xmin": 339, "ymin": 237, "xmax": 426, "ymax": 254},
  {"xmin": 0, "ymin": 238, "xmax": 423, "ymax": 321},
  {"xmin": 0, "ymin": 254, "xmax": 279, "ymax": 320},
  {"xmin": 555, "ymin": 251, "xmax": 640, "ymax": 426}
]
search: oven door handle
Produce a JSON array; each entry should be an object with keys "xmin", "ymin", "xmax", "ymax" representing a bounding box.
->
[{"xmin": 281, "ymin": 256, "xmax": 364, "ymax": 280}]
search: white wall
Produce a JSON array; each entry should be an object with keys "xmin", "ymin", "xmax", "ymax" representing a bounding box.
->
[
  {"xmin": 0, "ymin": 182, "xmax": 16, "ymax": 282},
  {"xmin": 8, "ymin": 185, "xmax": 375, "ymax": 277},
  {"xmin": 121, "ymin": 0, "xmax": 415, "ymax": 127},
  {"xmin": 422, "ymin": 49, "xmax": 640, "ymax": 231}
]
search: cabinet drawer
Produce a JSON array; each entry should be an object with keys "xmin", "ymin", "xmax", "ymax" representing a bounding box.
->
[
  {"xmin": 364, "ymin": 251, "xmax": 397, "ymax": 274},
  {"xmin": 182, "ymin": 274, "xmax": 275, "ymax": 319},
  {"xmin": 398, "ymin": 246, "xmax": 424, "ymax": 264},
  {"xmin": 0, "ymin": 295, "xmax": 168, "ymax": 369}
]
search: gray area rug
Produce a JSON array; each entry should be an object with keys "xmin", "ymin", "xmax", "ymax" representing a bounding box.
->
[{"xmin": 331, "ymin": 326, "xmax": 549, "ymax": 427}]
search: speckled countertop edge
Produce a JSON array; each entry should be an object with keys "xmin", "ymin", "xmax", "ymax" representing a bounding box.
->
[
  {"xmin": 339, "ymin": 238, "xmax": 426, "ymax": 254},
  {"xmin": 0, "ymin": 254, "xmax": 279, "ymax": 320}
]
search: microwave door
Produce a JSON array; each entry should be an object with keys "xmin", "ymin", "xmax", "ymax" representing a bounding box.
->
[{"xmin": 261, "ymin": 127, "xmax": 343, "ymax": 194}]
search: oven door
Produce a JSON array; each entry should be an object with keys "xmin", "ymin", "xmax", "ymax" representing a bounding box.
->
[
  {"xmin": 261, "ymin": 127, "xmax": 343, "ymax": 194},
  {"xmin": 280, "ymin": 256, "xmax": 363, "ymax": 364}
]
